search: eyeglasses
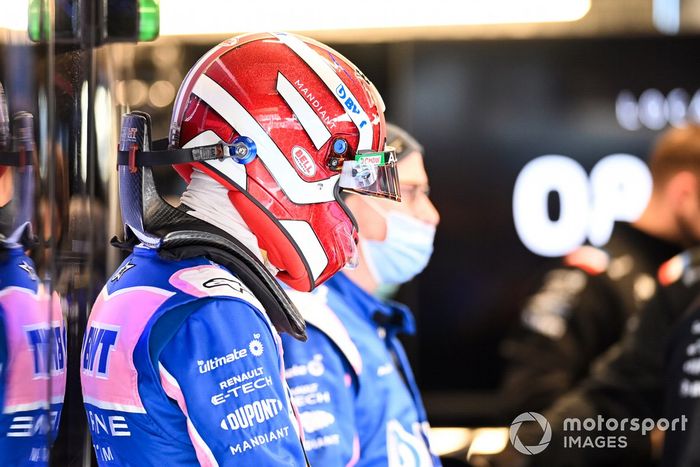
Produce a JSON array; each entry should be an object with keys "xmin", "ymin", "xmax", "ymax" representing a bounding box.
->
[{"xmin": 399, "ymin": 184, "xmax": 431, "ymax": 204}]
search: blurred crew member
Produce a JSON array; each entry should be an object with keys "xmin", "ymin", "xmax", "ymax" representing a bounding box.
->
[
  {"xmin": 80, "ymin": 33, "xmax": 399, "ymax": 466},
  {"xmin": 476, "ymin": 248, "xmax": 700, "ymax": 467},
  {"xmin": 281, "ymin": 124, "xmax": 442, "ymax": 466},
  {"xmin": 475, "ymin": 125, "xmax": 700, "ymax": 467},
  {"xmin": 498, "ymin": 125, "xmax": 700, "ymax": 418},
  {"xmin": 657, "ymin": 128, "xmax": 700, "ymax": 467},
  {"xmin": 656, "ymin": 247, "xmax": 700, "ymax": 467}
]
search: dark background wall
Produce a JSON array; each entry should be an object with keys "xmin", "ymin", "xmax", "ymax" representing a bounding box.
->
[{"xmin": 351, "ymin": 37, "xmax": 700, "ymax": 393}]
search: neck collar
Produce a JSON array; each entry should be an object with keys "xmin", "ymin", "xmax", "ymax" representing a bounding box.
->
[
  {"xmin": 328, "ymin": 272, "xmax": 416, "ymax": 336},
  {"xmin": 180, "ymin": 169, "xmax": 264, "ymax": 262}
]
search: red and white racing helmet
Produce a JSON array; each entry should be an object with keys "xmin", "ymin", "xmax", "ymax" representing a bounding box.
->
[{"xmin": 168, "ymin": 32, "xmax": 399, "ymax": 292}]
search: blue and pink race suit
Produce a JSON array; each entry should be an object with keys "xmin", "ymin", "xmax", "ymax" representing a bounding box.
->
[
  {"xmin": 281, "ymin": 272, "xmax": 440, "ymax": 466},
  {"xmin": 80, "ymin": 246, "xmax": 307, "ymax": 466},
  {"xmin": 0, "ymin": 248, "xmax": 66, "ymax": 465}
]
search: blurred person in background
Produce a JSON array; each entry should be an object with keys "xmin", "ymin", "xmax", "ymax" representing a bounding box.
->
[
  {"xmin": 655, "ymin": 129, "xmax": 700, "ymax": 467},
  {"xmin": 474, "ymin": 125, "xmax": 700, "ymax": 467},
  {"xmin": 0, "ymin": 85, "xmax": 66, "ymax": 465},
  {"xmin": 474, "ymin": 249, "xmax": 700, "ymax": 467},
  {"xmin": 496, "ymin": 125, "xmax": 700, "ymax": 420},
  {"xmin": 80, "ymin": 32, "xmax": 400, "ymax": 466},
  {"xmin": 281, "ymin": 124, "xmax": 442, "ymax": 466}
]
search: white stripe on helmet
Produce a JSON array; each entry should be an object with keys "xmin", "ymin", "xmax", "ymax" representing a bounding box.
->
[
  {"xmin": 273, "ymin": 32, "xmax": 375, "ymax": 151},
  {"xmin": 279, "ymin": 220, "xmax": 328, "ymax": 281},
  {"xmin": 192, "ymin": 74, "xmax": 339, "ymax": 205},
  {"xmin": 276, "ymin": 72, "xmax": 332, "ymax": 150}
]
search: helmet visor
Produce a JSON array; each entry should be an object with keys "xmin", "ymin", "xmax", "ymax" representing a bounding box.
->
[{"xmin": 338, "ymin": 147, "xmax": 401, "ymax": 201}]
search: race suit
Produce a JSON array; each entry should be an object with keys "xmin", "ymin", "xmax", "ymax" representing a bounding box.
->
[
  {"xmin": 500, "ymin": 222, "xmax": 680, "ymax": 419},
  {"xmin": 506, "ymin": 247, "xmax": 700, "ymax": 467},
  {"xmin": 281, "ymin": 272, "xmax": 440, "ymax": 466},
  {"xmin": 661, "ymin": 247, "xmax": 700, "ymax": 467},
  {"xmin": 0, "ymin": 247, "xmax": 66, "ymax": 465},
  {"xmin": 80, "ymin": 246, "xmax": 306, "ymax": 466}
]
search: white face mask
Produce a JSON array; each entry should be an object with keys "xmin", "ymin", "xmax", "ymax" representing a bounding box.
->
[{"xmin": 359, "ymin": 199, "xmax": 436, "ymax": 286}]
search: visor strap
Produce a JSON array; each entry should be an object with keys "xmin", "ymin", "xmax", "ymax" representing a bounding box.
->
[{"xmin": 116, "ymin": 142, "xmax": 229, "ymax": 168}]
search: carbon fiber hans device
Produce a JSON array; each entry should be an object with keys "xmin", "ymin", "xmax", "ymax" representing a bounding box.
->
[{"xmin": 115, "ymin": 112, "xmax": 306, "ymax": 340}]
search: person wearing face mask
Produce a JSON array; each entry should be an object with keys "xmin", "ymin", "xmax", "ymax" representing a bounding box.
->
[
  {"xmin": 354, "ymin": 189, "xmax": 436, "ymax": 300},
  {"xmin": 281, "ymin": 123, "xmax": 441, "ymax": 466}
]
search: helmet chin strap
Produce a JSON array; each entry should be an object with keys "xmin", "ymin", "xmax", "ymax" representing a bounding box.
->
[{"xmin": 180, "ymin": 169, "xmax": 279, "ymax": 276}]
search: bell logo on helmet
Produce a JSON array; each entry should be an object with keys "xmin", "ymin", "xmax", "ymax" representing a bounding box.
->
[{"xmin": 292, "ymin": 146, "xmax": 316, "ymax": 177}]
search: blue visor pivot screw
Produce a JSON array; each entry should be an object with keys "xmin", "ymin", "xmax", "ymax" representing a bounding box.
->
[
  {"xmin": 333, "ymin": 138, "xmax": 348, "ymax": 155},
  {"xmin": 230, "ymin": 136, "xmax": 257, "ymax": 164}
]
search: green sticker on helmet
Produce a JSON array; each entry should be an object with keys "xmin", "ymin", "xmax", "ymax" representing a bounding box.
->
[{"xmin": 356, "ymin": 152, "xmax": 385, "ymax": 166}]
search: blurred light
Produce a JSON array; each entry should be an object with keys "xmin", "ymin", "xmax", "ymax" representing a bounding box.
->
[
  {"xmin": 668, "ymin": 88, "xmax": 689, "ymax": 127},
  {"xmin": 428, "ymin": 428, "xmax": 472, "ymax": 456},
  {"xmin": 608, "ymin": 254, "xmax": 633, "ymax": 280},
  {"xmin": 634, "ymin": 273, "xmax": 657, "ymax": 302},
  {"xmin": 653, "ymin": 0, "xmax": 681, "ymax": 34},
  {"xmin": 618, "ymin": 88, "xmax": 700, "ymax": 131},
  {"xmin": 138, "ymin": 0, "xmax": 160, "ymax": 41},
  {"xmin": 159, "ymin": 0, "xmax": 591, "ymax": 36},
  {"xmin": 81, "ymin": 81, "xmax": 88, "ymax": 184},
  {"xmin": 689, "ymin": 91, "xmax": 700, "ymax": 123},
  {"xmin": 467, "ymin": 428, "xmax": 510, "ymax": 458},
  {"xmin": 27, "ymin": 0, "xmax": 44, "ymax": 41},
  {"xmin": 148, "ymin": 80, "xmax": 176, "ymax": 108},
  {"xmin": 126, "ymin": 80, "xmax": 149, "ymax": 107},
  {"xmin": 587, "ymin": 154, "xmax": 651, "ymax": 247},
  {"xmin": 615, "ymin": 91, "xmax": 640, "ymax": 131},
  {"xmin": 114, "ymin": 81, "xmax": 127, "ymax": 106},
  {"xmin": 0, "ymin": 0, "xmax": 29, "ymax": 31},
  {"xmin": 638, "ymin": 89, "xmax": 668, "ymax": 130},
  {"xmin": 513, "ymin": 155, "xmax": 589, "ymax": 257},
  {"xmin": 37, "ymin": 87, "xmax": 48, "ymax": 176},
  {"xmin": 514, "ymin": 154, "xmax": 652, "ymax": 257},
  {"xmin": 95, "ymin": 85, "xmax": 116, "ymax": 184}
]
